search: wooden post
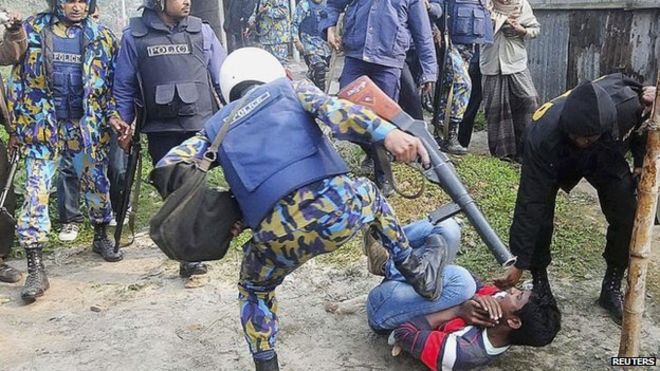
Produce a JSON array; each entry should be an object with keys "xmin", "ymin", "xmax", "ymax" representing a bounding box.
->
[{"xmin": 619, "ymin": 74, "xmax": 660, "ymax": 357}]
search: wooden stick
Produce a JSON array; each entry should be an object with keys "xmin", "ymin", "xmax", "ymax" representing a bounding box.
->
[{"xmin": 619, "ymin": 73, "xmax": 660, "ymax": 358}]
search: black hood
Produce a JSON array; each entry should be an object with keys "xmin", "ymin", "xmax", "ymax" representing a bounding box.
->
[{"xmin": 559, "ymin": 80, "xmax": 618, "ymax": 137}]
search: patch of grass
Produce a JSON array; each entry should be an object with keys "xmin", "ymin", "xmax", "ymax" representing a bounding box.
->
[{"xmin": 319, "ymin": 154, "xmax": 605, "ymax": 280}]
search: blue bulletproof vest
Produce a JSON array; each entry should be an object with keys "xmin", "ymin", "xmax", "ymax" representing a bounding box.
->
[
  {"xmin": 299, "ymin": 0, "xmax": 326, "ymax": 38},
  {"xmin": 50, "ymin": 30, "xmax": 84, "ymax": 120},
  {"xmin": 446, "ymin": 0, "xmax": 493, "ymax": 45},
  {"xmin": 205, "ymin": 78, "xmax": 349, "ymax": 229},
  {"xmin": 131, "ymin": 13, "xmax": 216, "ymax": 133}
]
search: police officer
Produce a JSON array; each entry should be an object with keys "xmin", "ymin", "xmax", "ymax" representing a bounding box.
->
[
  {"xmin": 155, "ymin": 48, "xmax": 447, "ymax": 371},
  {"xmin": 7, "ymin": 0, "xmax": 127, "ymax": 303},
  {"xmin": 322, "ymin": 0, "xmax": 438, "ymax": 194},
  {"xmin": 495, "ymin": 74, "xmax": 656, "ymax": 324},
  {"xmin": 0, "ymin": 9, "xmax": 26, "ymax": 284},
  {"xmin": 113, "ymin": 0, "xmax": 226, "ymax": 280},
  {"xmin": 291, "ymin": 0, "xmax": 331, "ymax": 90},
  {"xmin": 429, "ymin": 0, "xmax": 493, "ymax": 154}
]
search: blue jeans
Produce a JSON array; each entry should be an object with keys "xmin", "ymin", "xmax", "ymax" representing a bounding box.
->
[
  {"xmin": 57, "ymin": 133, "xmax": 127, "ymax": 222},
  {"xmin": 367, "ymin": 219, "xmax": 477, "ymax": 332}
]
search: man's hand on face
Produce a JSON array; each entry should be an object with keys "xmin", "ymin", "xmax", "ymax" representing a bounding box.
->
[
  {"xmin": 384, "ymin": 129, "xmax": 430, "ymax": 168},
  {"xmin": 457, "ymin": 296, "xmax": 500, "ymax": 327},
  {"xmin": 494, "ymin": 265, "xmax": 523, "ymax": 289},
  {"xmin": 327, "ymin": 27, "xmax": 342, "ymax": 52}
]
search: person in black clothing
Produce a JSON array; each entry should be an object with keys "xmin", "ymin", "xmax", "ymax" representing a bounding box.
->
[
  {"xmin": 494, "ymin": 73, "xmax": 656, "ymax": 325},
  {"xmin": 223, "ymin": 0, "xmax": 257, "ymax": 52}
]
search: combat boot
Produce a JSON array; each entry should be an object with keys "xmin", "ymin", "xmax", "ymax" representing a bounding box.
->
[
  {"xmin": 92, "ymin": 223, "xmax": 123, "ymax": 262},
  {"xmin": 254, "ymin": 353, "xmax": 279, "ymax": 371},
  {"xmin": 395, "ymin": 234, "xmax": 449, "ymax": 300},
  {"xmin": 442, "ymin": 121, "xmax": 467, "ymax": 155},
  {"xmin": 362, "ymin": 227, "xmax": 389, "ymax": 276},
  {"xmin": 0, "ymin": 258, "xmax": 22, "ymax": 283},
  {"xmin": 21, "ymin": 246, "xmax": 49, "ymax": 303},
  {"xmin": 598, "ymin": 265, "xmax": 625, "ymax": 325}
]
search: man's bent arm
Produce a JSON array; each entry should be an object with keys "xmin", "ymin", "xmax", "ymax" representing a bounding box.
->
[{"xmin": 294, "ymin": 80, "xmax": 396, "ymax": 144}]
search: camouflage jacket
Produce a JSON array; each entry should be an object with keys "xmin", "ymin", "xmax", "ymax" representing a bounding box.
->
[
  {"xmin": 7, "ymin": 13, "xmax": 119, "ymax": 160},
  {"xmin": 250, "ymin": 0, "xmax": 291, "ymax": 45}
]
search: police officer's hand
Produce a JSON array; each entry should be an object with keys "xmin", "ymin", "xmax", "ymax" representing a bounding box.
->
[
  {"xmin": 421, "ymin": 82, "xmax": 434, "ymax": 95},
  {"xmin": 109, "ymin": 116, "xmax": 131, "ymax": 141},
  {"xmin": 494, "ymin": 266, "xmax": 523, "ymax": 289},
  {"xmin": 327, "ymin": 27, "xmax": 342, "ymax": 52},
  {"xmin": 7, "ymin": 133, "xmax": 19, "ymax": 157},
  {"xmin": 642, "ymin": 86, "xmax": 657, "ymax": 107},
  {"xmin": 384, "ymin": 129, "xmax": 430, "ymax": 168},
  {"xmin": 293, "ymin": 39, "xmax": 305, "ymax": 54}
]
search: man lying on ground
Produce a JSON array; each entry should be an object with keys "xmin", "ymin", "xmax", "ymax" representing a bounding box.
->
[{"xmin": 364, "ymin": 225, "xmax": 561, "ymax": 370}]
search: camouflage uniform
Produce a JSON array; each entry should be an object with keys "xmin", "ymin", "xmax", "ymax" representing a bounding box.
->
[
  {"xmin": 250, "ymin": 0, "xmax": 291, "ymax": 64},
  {"xmin": 434, "ymin": 44, "xmax": 473, "ymax": 137},
  {"xmin": 158, "ymin": 80, "xmax": 412, "ymax": 359},
  {"xmin": 7, "ymin": 14, "xmax": 118, "ymax": 247}
]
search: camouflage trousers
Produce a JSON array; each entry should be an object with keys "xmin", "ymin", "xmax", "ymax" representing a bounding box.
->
[
  {"xmin": 17, "ymin": 120, "xmax": 112, "ymax": 247},
  {"xmin": 435, "ymin": 44, "xmax": 474, "ymax": 127},
  {"xmin": 238, "ymin": 176, "xmax": 411, "ymax": 358},
  {"xmin": 263, "ymin": 43, "xmax": 289, "ymax": 65}
]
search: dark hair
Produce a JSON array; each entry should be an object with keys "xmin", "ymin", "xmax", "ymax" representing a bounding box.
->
[{"xmin": 508, "ymin": 292, "xmax": 561, "ymax": 347}]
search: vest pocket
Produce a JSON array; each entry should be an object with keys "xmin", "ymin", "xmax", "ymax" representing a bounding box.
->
[
  {"xmin": 155, "ymin": 84, "xmax": 177, "ymax": 118},
  {"xmin": 154, "ymin": 83, "xmax": 200, "ymax": 119},
  {"xmin": 176, "ymin": 82, "xmax": 200, "ymax": 117},
  {"xmin": 454, "ymin": 7, "xmax": 474, "ymax": 36}
]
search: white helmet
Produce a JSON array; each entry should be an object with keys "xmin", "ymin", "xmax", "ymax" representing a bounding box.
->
[{"xmin": 220, "ymin": 47, "xmax": 287, "ymax": 103}]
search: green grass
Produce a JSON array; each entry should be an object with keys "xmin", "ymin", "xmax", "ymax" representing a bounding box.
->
[{"xmin": 6, "ymin": 138, "xmax": 606, "ymax": 281}]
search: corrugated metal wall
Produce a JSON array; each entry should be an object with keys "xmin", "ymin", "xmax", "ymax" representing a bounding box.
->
[{"xmin": 526, "ymin": 2, "xmax": 660, "ymax": 101}]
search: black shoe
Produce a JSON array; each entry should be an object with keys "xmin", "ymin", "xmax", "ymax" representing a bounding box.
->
[
  {"xmin": 598, "ymin": 265, "xmax": 625, "ymax": 325},
  {"xmin": 21, "ymin": 247, "xmax": 49, "ymax": 303},
  {"xmin": 0, "ymin": 261, "xmax": 22, "ymax": 283},
  {"xmin": 395, "ymin": 234, "xmax": 448, "ymax": 300},
  {"xmin": 254, "ymin": 353, "xmax": 279, "ymax": 371},
  {"xmin": 92, "ymin": 224, "xmax": 124, "ymax": 262},
  {"xmin": 179, "ymin": 261, "xmax": 208, "ymax": 278}
]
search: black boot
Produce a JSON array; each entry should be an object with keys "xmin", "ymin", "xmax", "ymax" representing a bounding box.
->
[
  {"xmin": 92, "ymin": 223, "xmax": 123, "ymax": 262},
  {"xmin": 598, "ymin": 265, "xmax": 625, "ymax": 325},
  {"xmin": 179, "ymin": 261, "xmax": 208, "ymax": 278},
  {"xmin": 21, "ymin": 247, "xmax": 49, "ymax": 303},
  {"xmin": 442, "ymin": 121, "xmax": 468, "ymax": 155},
  {"xmin": 395, "ymin": 234, "xmax": 448, "ymax": 300},
  {"xmin": 254, "ymin": 353, "xmax": 279, "ymax": 371},
  {"xmin": 0, "ymin": 258, "xmax": 22, "ymax": 283}
]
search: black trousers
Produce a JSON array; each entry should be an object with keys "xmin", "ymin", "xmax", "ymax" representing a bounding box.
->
[
  {"xmin": 0, "ymin": 140, "xmax": 16, "ymax": 258},
  {"xmin": 458, "ymin": 55, "xmax": 482, "ymax": 148},
  {"xmin": 398, "ymin": 59, "xmax": 424, "ymax": 120},
  {"xmin": 146, "ymin": 131, "xmax": 198, "ymax": 166},
  {"xmin": 529, "ymin": 150, "xmax": 637, "ymax": 270}
]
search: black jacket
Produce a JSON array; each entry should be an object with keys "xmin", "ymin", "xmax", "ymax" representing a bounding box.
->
[
  {"xmin": 224, "ymin": 0, "xmax": 258, "ymax": 34},
  {"xmin": 509, "ymin": 73, "xmax": 645, "ymax": 269}
]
